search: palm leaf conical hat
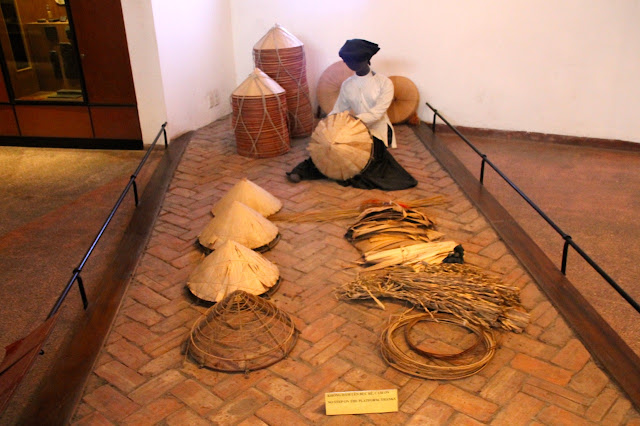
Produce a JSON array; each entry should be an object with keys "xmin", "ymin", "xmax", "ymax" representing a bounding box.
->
[
  {"xmin": 187, "ymin": 240, "xmax": 279, "ymax": 302},
  {"xmin": 307, "ymin": 112, "xmax": 373, "ymax": 180},
  {"xmin": 211, "ymin": 178, "xmax": 282, "ymax": 217},
  {"xmin": 199, "ymin": 201, "xmax": 279, "ymax": 251}
]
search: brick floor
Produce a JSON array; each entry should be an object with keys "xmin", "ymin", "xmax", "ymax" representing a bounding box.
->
[{"xmin": 72, "ymin": 118, "xmax": 640, "ymax": 424}]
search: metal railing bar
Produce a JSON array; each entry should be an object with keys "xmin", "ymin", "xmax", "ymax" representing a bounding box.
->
[
  {"xmin": 47, "ymin": 122, "xmax": 168, "ymax": 319},
  {"xmin": 424, "ymin": 102, "xmax": 640, "ymax": 314}
]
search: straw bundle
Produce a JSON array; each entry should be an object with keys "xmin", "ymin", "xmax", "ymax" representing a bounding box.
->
[
  {"xmin": 186, "ymin": 290, "xmax": 298, "ymax": 372},
  {"xmin": 187, "ymin": 240, "xmax": 279, "ymax": 302},
  {"xmin": 380, "ymin": 312, "xmax": 496, "ymax": 379},
  {"xmin": 336, "ymin": 263, "xmax": 529, "ymax": 332},
  {"xmin": 198, "ymin": 201, "xmax": 279, "ymax": 252},
  {"xmin": 269, "ymin": 196, "xmax": 446, "ymax": 223},
  {"xmin": 253, "ymin": 24, "xmax": 313, "ymax": 137},
  {"xmin": 232, "ymin": 68, "xmax": 290, "ymax": 158},
  {"xmin": 346, "ymin": 203, "xmax": 443, "ymax": 253},
  {"xmin": 211, "ymin": 178, "xmax": 282, "ymax": 217},
  {"xmin": 360, "ymin": 240, "xmax": 459, "ymax": 271}
]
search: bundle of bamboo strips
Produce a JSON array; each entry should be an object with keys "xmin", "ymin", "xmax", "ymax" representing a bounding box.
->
[
  {"xmin": 336, "ymin": 263, "xmax": 529, "ymax": 332},
  {"xmin": 360, "ymin": 240, "xmax": 459, "ymax": 270},
  {"xmin": 269, "ymin": 196, "xmax": 445, "ymax": 223},
  {"xmin": 380, "ymin": 312, "xmax": 497, "ymax": 379}
]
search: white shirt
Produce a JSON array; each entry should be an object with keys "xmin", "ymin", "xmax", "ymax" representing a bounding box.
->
[{"xmin": 329, "ymin": 70, "xmax": 397, "ymax": 148}]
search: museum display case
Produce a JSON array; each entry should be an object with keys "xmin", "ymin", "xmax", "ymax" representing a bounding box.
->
[{"xmin": 0, "ymin": 0, "xmax": 142, "ymax": 147}]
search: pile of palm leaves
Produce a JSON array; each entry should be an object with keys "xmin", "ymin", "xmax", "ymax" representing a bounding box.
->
[
  {"xmin": 345, "ymin": 203, "xmax": 459, "ymax": 270},
  {"xmin": 336, "ymin": 263, "xmax": 529, "ymax": 332}
]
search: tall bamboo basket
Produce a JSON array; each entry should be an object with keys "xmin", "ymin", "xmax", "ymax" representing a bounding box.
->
[
  {"xmin": 253, "ymin": 24, "xmax": 313, "ymax": 138},
  {"xmin": 231, "ymin": 68, "xmax": 290, "ymax": 158}
]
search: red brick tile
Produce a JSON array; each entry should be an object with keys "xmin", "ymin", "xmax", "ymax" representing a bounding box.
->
[
  {"xmin": 501, "ymin": 331, "xmax": 557, "ymax": 360},
  {"xmin": 537, "ymin": 405, "xmax": 592, "ymax": 426},
  {"xmin": 237, "ymin": 415, "xmax": 270, "ymax": 426},
  {"xmin": 149, "ymin": 307, "xmax": 199, "ymax": 334},
  {"xmin": 257, "ymin": 375, "xmax": 311, "ymax": 408},
  {"xmin": 128, "ymin": 370, "xmax": 186, "ymax": 404},
  {"xmin": 300, "ymin": 313, "xmax": 347, "ymax": 343},
  {"xmin": 94, "ymin": 360, "xmax": 146, "ymax": 393},
  {"xmin": 166, "ymin": 408, "xmax": 214, "ymax": 426},
  {"xmin": 127, "ymin": 284, "xmax": 171, "ymax": 309},
  {"xmin": 342, "ymin": 368, "xmax": 396, "ymax": 392},
  {"xmin": 269, "ymin": 358, "xmax": 313, "ymax": 384},
  {"xmin": 406, "ymin": 399, "xmax": 454, "ymax": 425},
  {"xmin": 601, "ymin": 395, "xmax": 633, "ymax": 425},
  {"xmin": 121, "ymin": 301, "xmax": 164, "ymax": 326},
  {"xmin": 430, "ymin": 384, "xmax": 498, "ymax": 422},
  {"xmin": 83, "ymin": 385, "xmax": 140, "ymax": 422},
  {"xmin": 585, "ymin": 387, "xmax": 618, "ymax": 422},
  {"xmin": 142, "ymin": 326, "xmax": 189, "ymax": 357},
  {"xmin": 255, "ymin": 400, "xmax": 310, "ymax": 425},
  {"xmin": 299, "ymin": 357, "xmax": 353, "ymax": 394},
  {"xmin": 105, "ymin": 339, "xmax": 150, "ymax": 370},
  {"xmin": 120, "ymin": 397, "xmax": 184, "ymax": 425},
  {"xmin": 491, "ymin": 392, "xmax": 545, "ymax": 426},
  {"xmin": 568, "ymin": 361, "xmax": 609, "ymax": 397},
  {"xmin": 72, "ymin": 411, "xmax": 115, "ymax": 426},
  {"xmin": 138, "ymin": 346, "xmax": 183, "ymax": 376},
  {"xmin": 399, "ymin": 380, "xmax": 438, "ymax": 414},
  {"xmin": 207, "ymin": 388, "xmax": 269, "ymax": 424},
  {"xmin": 299, "ymin": 332, "xmax": 351, "ymax": 366},
  {"xmin": 511, "ymin": 353, "xmax": 573, "ymax": 386},
  {"xmin": 551, "ymin": 338, "xmax": 591, "ymax": 371},
  {"xmin": 211, "ymin": 369, "xmax": 270, "ymax": 400},
  {"xmin": 114, "ymin": 321, "xmax": 158, "ymax": 346},
  {"xmin": 170, "ymin": 379, "xmax": 224, "ymax": 415},
  {"xmin": 480, "ymin": 366, "xmax": 527, "ymax": 404}
]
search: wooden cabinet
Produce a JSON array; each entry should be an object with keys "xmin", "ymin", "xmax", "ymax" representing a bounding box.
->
[{"xmin": 0, "ymin": 0, "xmax": 142, "ymax": 147}]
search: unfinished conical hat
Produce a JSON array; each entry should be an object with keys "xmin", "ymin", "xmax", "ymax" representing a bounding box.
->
[
  {"xmin": 211, "ymin": 178, "xmax": 282, "ymax": 217},
  {"xmin": 253, "ymin": 23, "xmax": 303, "ymax": 50},
  {"xmin": 316, "ymin": 61, "xmax": 354, "ymax": 114},
  {"xmin": 199, "ymin": 201, "xmax": 278, "ymax": 251},
  {"xmin": 187, "ymin": 240, "xmax": 279, "ymax": 302},
  {"xmin": 307, "ymin": 111, "xmax": 373, "ymax": 180},
  {"xmin": 387, "ymin": 76, "xmax": 420, "ymax": 124},
  {"xmin": 232, "ymin": 68, "xmax": 285, "ymax": 97}
]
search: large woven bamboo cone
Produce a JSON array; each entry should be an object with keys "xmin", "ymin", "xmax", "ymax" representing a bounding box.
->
[
  {"xmin": 307, "ymin": 112, "xmax": 373, "ymax": 180},
  {"xmin": 187, "ymin": 240, "xmax": 279, "ymax": 302},
  {"xmin": 253, "ymin": 24, "xmax": 313, "ymax": 138},
  {"xmin": 387, "ymin": 76, "xmax": 420, "ymax": 124},
  {"xmin": 232, "ymin": 68, "xmax": 290, "ymax": 158},
  {"xmin": 211, "ymin": 178, "xmax": 282, "ymax": 217},
  {"xmin": 199, "ymin": 201, "xmax": 278, "ymax": 251},
  {"xmin": 316, "ymin": 61, "xmax": 354, "ymax": 115}
]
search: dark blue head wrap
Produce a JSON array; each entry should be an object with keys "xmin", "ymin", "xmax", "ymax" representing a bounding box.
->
[{"xmin": 339, "ymin": 39, "xmax": 380, "ymax": 62}]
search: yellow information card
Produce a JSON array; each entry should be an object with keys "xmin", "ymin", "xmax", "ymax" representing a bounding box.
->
[{"xmin": 325, "ymin": 389, "xmax": 398, "ymax": 415}]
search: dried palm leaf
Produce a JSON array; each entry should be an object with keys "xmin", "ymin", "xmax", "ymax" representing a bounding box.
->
[
  {"xmin": 336, "ymin": 263, "xmax": 529, "ymax": 332},
  {"xmin": 361, "ymin": 240, "xmax": 459, "ymax": 270},
  {"xmin": 187, "ymin": 240, "xmax": 279, "ymax": 302},
  {"xmin": 211, "ymin": 178, "xmax": 282, "ymax": 217},
  {"xmin": 198, "ymin": 201, "xmax": 279, "ymax": 251}
]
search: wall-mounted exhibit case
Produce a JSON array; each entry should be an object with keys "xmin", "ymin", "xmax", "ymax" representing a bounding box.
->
[{"xmin": 0, "ymin": 0, "xmax": 142, "ymax": 148}]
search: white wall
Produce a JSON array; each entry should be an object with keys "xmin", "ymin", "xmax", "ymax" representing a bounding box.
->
[
  {"xmin": 229, "ymin": 0, "xmax": 640, "ymax": 143},
  {"xmin": 121, "ymin": 0, "xmax": 167, "ymax": 144},
  {"xmin": 148, "ymin": 0, "xmax": 236, "ymax": 140}
]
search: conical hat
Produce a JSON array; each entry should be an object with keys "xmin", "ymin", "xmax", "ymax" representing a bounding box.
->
[
  {"xmin": 316, "ymin": 61, "xmax": 354, "ymax": 114},
  {"xmin": 187, "ymin": 240, "xmax": 279, "ymax": 302},
  {"xmin": 307, "ymin": 112, "xmax": 373, "ymax": 180},
  {"xmin": 387, "ymin": 76, "xmax": 420, "ymax": 124},
  {"xmin": 211, "ymin": 178, "xmax": 282, "ymax": 217},
  {"xmin": 232, "ymin": 68, "xmax": 285, "ymax": 97},
  {"xmin": 199, "ymin": 201, "xmax": 278, "ymax": 250},
  {"xmin": 253, "ymin": 23, "xmax": 303, "ymax": 50}
]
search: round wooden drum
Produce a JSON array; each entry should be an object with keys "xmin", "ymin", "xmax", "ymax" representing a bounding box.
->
[
  {"xmin": 253, "ymin": 24, "xmax": 314, "ymax": 138},
  {"xmin": 232, "ymin": 69, "xmax": 290, "ymax": 158}
]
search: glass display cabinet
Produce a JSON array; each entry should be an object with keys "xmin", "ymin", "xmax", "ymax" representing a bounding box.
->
[{"xmin": 0, "ymin": 0, "xmax": 142, "ymax": 147}]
